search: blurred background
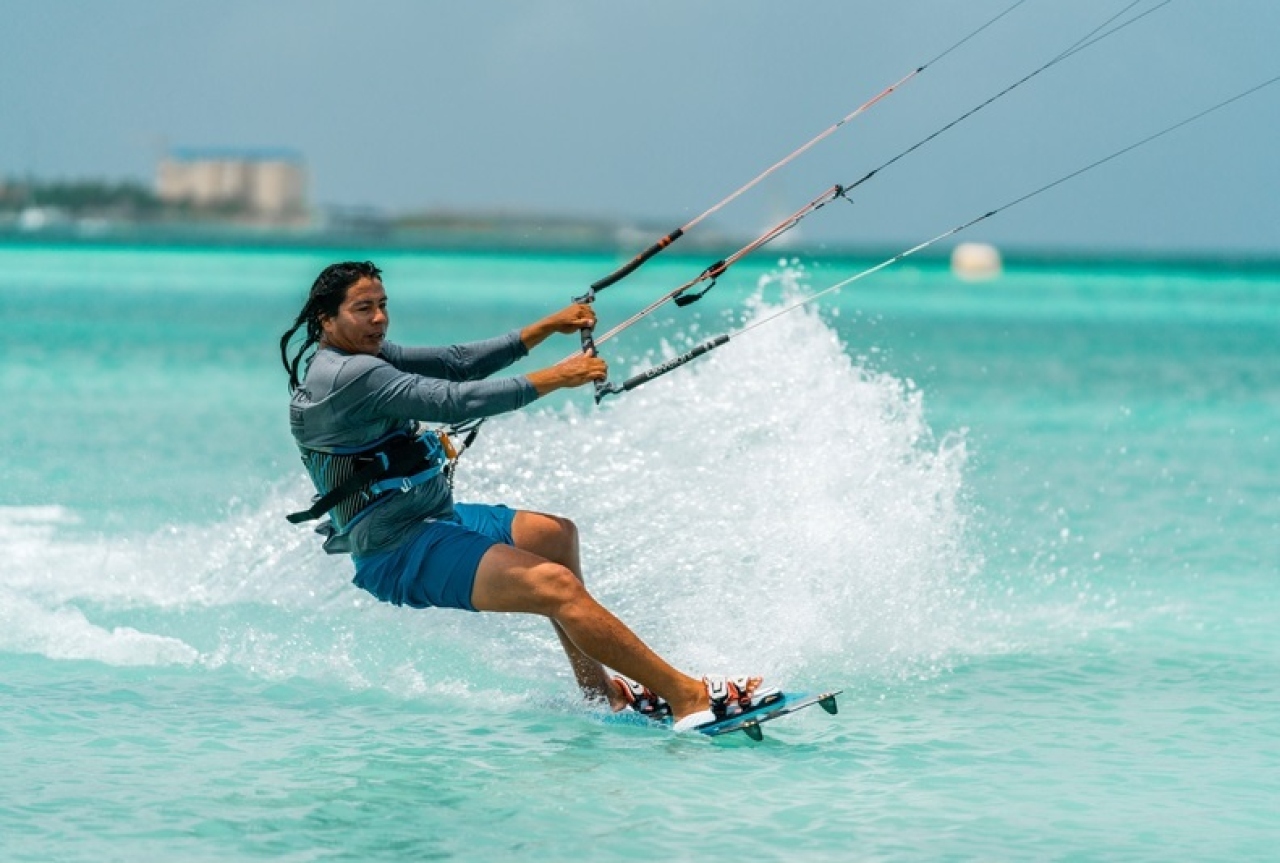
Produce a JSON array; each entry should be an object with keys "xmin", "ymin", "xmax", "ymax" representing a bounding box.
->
[{"xmin": 2, "ymin": 0, "xmax": 1277, "ymax": 259}]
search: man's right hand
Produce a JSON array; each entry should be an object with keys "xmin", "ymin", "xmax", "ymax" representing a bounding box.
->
[{"xmin": 526, "ymin": 354, "xmax": 608, "ymax": 397}]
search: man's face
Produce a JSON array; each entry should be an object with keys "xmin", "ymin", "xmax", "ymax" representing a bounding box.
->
[{"xmin": 321, "ymin": 276, "xmax": 388, "ymax": 355}]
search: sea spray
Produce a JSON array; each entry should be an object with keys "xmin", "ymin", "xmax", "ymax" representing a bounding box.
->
[{"xmin": 459, "ymin": 265, "xmax": 978, "ymax": 687}]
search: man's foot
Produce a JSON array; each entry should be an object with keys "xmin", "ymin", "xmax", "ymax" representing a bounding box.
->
[
  {"xmin": 671, "ymin": 675, "xmax": 781, "ymax": 732},
  {"xmin": 611, "ymin": 675, "xmax": 673, "ymax": 719}
]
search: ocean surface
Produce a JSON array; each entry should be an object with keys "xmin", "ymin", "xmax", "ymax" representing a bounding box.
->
[{"xmin": 1, "ymin": 243, "xmax": 1277, "ymax": 861}]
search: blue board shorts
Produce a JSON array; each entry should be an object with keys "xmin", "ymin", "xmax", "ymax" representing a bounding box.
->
[{"xmin": 351, "ymin": 503, "xmax": 517, "ymax": 612}]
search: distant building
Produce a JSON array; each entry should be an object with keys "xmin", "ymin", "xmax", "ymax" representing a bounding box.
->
[{"xmin": 156, "ymin": 148, "xmax": 307, "ymax": 221}]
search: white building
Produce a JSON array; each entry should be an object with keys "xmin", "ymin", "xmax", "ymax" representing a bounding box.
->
[{"xmin": 157, "ymin": 148, "xmax": 307, "ymax": 221}]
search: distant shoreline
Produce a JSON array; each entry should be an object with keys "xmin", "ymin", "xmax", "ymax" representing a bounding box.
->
[{"xmin": 1, "ymin": 224, "xmax": 1277, "ymax": 275}]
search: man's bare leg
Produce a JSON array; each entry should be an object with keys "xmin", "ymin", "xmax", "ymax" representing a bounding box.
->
[
  {"xmin": 470, "ymin": 542, "xmax": 709, "ymax": 722},
  {"xmin": 510, "ymin": 511, "xmax": 621, "ymax": 708}
]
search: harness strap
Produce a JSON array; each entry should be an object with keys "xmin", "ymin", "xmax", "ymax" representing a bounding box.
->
[
  {"xmin": 286, "ymin": 433, "xmax": 442, "ymax": 525},
  {"xmin": 368, "ymin": 462, "xmax": 444, "ymax": 496}
]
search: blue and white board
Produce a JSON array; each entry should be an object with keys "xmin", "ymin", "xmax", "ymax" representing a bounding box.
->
[{"xmin": 692, "ymin": 690, "xmax": 842, "ymax": 741}]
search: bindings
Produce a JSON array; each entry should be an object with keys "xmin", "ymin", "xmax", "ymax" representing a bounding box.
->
[
  {"xmin": 672, "ymin": 674, "xmax": 782, "ymax": 732},
  {"xmin": 612, "ymin": 676, "xmax": 672, "ymax": 720}
]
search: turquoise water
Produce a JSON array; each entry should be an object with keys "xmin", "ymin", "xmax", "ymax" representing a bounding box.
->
[{"xmin": 2, "ymin": 243, "xmax": 1278, "ymax": 860}]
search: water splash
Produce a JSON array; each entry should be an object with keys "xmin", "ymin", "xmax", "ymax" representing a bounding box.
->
[
  {"xmin": 459, "ymin": 265, "xmax": 978, "ymax": 686},
  {"xmin": 1, "ymin": 267, "xmax": 979, "ymax": 696}
]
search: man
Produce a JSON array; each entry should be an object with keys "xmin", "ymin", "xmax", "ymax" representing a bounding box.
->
[{"xmin": 280, "ymin": 261, "xmax": 774, "ymax": 731}]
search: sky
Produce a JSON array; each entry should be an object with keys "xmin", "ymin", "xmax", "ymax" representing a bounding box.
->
[{"xmin": 3, "ymin": 1, "xmax": 1278, "ymax": 256}]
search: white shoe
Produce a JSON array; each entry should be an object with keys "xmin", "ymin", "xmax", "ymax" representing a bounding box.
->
[{"xmin": 672, "ymin": 674, "xmax": 781, "ymax": 732}]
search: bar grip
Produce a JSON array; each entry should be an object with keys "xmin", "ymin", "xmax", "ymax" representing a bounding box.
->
[
  {"xmin": 577, "ymin": 321, "xmax": 610, "ymax": 403},
  {"xmin": 579, "ymin": 324, "xmax": 598, "ymax": 357},
  {"xmin": 590, "ymin": 229, "xmax": 684, "ymax": 293},
  {"xmin": 616, "ymin": 334, "xmax": 730, "ymax": 395}
]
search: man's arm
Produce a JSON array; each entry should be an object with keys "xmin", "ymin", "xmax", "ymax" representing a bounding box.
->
[
  {"xmin": 382, "ymin": 331, "xmax": 528, "ymax": 382},
  {"xmin": 359, "ymin": 361, "xmax": 538, "ymax": 424},
  {"xmin": 354, "ymin": 351, "xmax": 607, "ymax": 424},
  {"xmin": 364, "ymin": 303, "xmax": 606, "ymax": 421},
  {"xmin": 382, "ymin": 303, "xmax": 597, "ymax": 381}
]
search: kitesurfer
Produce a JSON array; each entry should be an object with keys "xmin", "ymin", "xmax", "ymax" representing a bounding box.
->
[{"xmin": 280, "ymin": 260, "xmax": 775, "ymax": 730}]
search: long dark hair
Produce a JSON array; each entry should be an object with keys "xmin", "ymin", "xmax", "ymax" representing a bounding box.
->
[{"xmin": 279, "ymin": 261, "xmax": 382, "ymax": 391}]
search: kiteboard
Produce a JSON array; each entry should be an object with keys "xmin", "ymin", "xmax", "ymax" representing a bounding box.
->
[{"xmin": 687, "ymin": 689, "xmax": 842, "ymax": 741}]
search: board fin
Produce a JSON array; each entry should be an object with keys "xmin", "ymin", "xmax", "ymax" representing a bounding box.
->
[
  {"xmin": 819, "ymin": 694, "xmax": 839, "ymax": 715},
  {"xmin": 741, "ymin": 722, "xmax": 763, "ymax": 741}
]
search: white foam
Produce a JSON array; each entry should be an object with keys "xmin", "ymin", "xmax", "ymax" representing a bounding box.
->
[{"xmin": 0, "ymin": 589, "xmax": 199, "ymax": 666}]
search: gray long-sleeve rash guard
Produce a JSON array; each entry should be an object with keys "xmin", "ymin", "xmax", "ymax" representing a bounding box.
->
[{"xmin": 289, "ymin": 330, "xmax": 537, "ymax": 556}]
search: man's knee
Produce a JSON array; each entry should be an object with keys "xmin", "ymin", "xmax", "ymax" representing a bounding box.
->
[{"xmin": 531, "ymin": 560, "xmax": 587, "ymax": 612}]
